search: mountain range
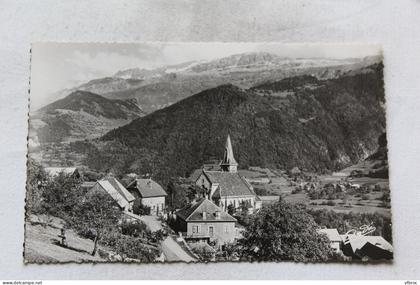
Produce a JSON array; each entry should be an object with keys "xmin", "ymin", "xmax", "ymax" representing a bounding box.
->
[
  {"xmin": 37, "ymin": 52, "xmax": 382, "ymax": 114},
  {"xmin": 69, "ymin": 62, "xmax": 386, "ymax": 186}
]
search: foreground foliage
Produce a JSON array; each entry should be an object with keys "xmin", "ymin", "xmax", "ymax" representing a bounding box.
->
[{"xmin": 239, "ymin": 201, "xmax": 333, "ymax": 262}]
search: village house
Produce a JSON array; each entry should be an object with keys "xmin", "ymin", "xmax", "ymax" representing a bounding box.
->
[
  {"xmin": 45, "ymin": 167, "xmax": 80, "ymax": 179},
  {"xmin": 127, "ymin": 178, "xmax": 167, "ymax": 215},
  {"xmin": 195, "ymin": 135, "xmax": 262, "ymax": 213},
  {"xmin": 318, "ymin": 228, "xmax": 342, "ymax": 253},
  {"xmin": 173, "ymin": 198, "xmax": 237, "ymax": 245},
  {"xmin": 89, "ymin": 177, "xmax": 135, "ymax": 212},
  {"xmin": 341, "ymin": 234, "xmax": 393, "ymax": 260}
]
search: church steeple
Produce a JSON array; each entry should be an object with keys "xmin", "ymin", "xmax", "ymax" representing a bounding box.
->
[{"xmin": 220, "ymin": 135, "xmax": 238, "ymax": 173}]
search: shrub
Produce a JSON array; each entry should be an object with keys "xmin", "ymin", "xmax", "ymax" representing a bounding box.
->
[
  {"xmin": 114, "ymin": 234, "xmax": 161, "ymax": 262},
  {"xmin": 133, "ymin": 201, "xmax": 151, "ymax": 216},
  {"xmin": 254, "ymin": 187, "xmax": 270, "ymax": 196},
  {"xmin": 291, "ymin": 187, "xmax": 302, "ymax": 194},
  {"xmin": 361, "ymin": 194, "xmax": 370, "ymax": 200},
  {"xmin": 326, "ymin": 200, "xmax": 336, "ymax": 206},
  {"xmin": 121, "ymin": 220, "xmax": 149, "ymax": 237}
]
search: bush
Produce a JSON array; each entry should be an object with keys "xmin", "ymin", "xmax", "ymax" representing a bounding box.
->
[
  {"xmin": 133, "ymin": 201, "xmax": 151, "ymax": 215},
  {"xmin": 254, "ymin": 187, "xmax": 270, "ymax": 196},
  {"xmin": 291, "ymin": 187, "xmax": 302, "ymax": 194},
  {"xmin": 361, "ymin": 194, "xmax": 370, "ymax": 200},
  {"xmin": 114, "ymin": 234, "xmax": 161, "ymax": 262},
  {"xmin": 121, "ymin": 220, "xmax": 149, "ymax": 237},
  {"xmin": 326, "ymin": 200, "xmax": 336, "ymax": 206}
]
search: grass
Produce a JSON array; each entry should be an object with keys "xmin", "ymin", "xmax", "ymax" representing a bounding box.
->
[{"xmin": 24, "ymin": 215, "xmax": 106, "ymax": 263}]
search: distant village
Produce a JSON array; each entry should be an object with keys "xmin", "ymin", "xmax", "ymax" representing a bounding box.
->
[{"xmin": 33, "ymin": 135, "xmax": 392, "ymax": 263}]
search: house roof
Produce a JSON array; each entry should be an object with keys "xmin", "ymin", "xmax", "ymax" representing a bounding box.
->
[
  {"xmin": 202, "ymin": 170, "xmax": 256, "ymax": 197},
  {"xmin": 318, "ymin": 228, "xmax": 342, "ymax": 242},
  {"xmin": 128, "ymin": 178, "xmax": 167, "ymax": 198},
  {"xmin": 342, "ymin": 234, "xmax": 393, "ymax": 253},
  {"xmin": 96, "ymin": 177, "xmax": 135, "ymax": 209},
  {"xmin": 175, "ymin": 198, "xmax": 236, "ymax": 222},
  {"xmin": 45, "ymin": 167, "xmax": 78, "ymax": 177}
]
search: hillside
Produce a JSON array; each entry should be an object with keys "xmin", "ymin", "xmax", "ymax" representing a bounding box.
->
[
  {"xmin": 30, "ymin": 90, "xmax": 146, "ymax": 143},
  {"xmin": 72, "ymin": 63, "xmax": 386, "ymax": 186}
]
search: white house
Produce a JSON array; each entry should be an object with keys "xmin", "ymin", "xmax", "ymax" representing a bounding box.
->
[
  {"xmin": 318, "ymin": 228, "xmax": 342, "ymax": 253},
  {"xmin": 45, "ymin": 167, "xmax": 80, "ymax": 178},
  {"xmin": 127, "ymin": 178, "xmax": 167, "ymax": 215},
  {"xmin": 89, "ymin": 177, "xmax": 135, "ymax": 212}
]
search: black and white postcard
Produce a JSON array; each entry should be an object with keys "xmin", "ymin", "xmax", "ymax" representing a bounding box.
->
[{"xmin": 25, "ymin": 42, "xmax": 392, "ymax": 263}]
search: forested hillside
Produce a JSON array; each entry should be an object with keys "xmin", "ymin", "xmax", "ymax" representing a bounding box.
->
[{"xmin": 71, "ymin": 63, "xmax": 385, "ymax": 186}]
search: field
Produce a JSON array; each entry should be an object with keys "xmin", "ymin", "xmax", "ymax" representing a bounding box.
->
[
  {"xmin": 241, "ymin": 165, "xmax": 391, "ymax": 218},
  {"xmin": 24, "ymin": 215, "xmax": 105, "ymax": 263}
]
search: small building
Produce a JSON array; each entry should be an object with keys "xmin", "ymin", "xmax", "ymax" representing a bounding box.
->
[
  {"xmin": 318, "ymin": 228, "xmax": 342, "ymax": 253},
  {"xmin": 127, "ymin": 178, "xmax": 167, "ymax": 215},
  {"xmin": 341, "ymin": 234, "xmax": 393, "ymax": 260},
  {"xmin": 45, "ymin": 167, "xmax": 80, "ymax": 178},
  {"xmin": 90, "ymin": 177, "xmax": 135, "ymax": 212},
  {"xmin": 258, "ymin": 195, "xmax": 280, "ymax": 206},
  {"xmin": 174, "ymin": 198, "xmax": 237, "ymax": 245}
]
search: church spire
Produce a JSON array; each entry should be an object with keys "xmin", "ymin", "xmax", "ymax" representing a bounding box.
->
[{"xmin": 220, "ymin": 135, "xmax": 238, "ymax": 173}]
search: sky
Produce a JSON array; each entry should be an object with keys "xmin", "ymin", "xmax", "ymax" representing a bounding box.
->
[{"xmin": 30, "ymin": 42, "xmax": 382, "ymax": 109}]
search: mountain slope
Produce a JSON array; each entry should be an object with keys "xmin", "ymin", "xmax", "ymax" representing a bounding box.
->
[
  {"xmin": 74, "ymin": 63, "xmax": 386, "ymax": 186},
  {"xmin": 31, "ymin": 91, "xmax": 146, "ymax": 143}
]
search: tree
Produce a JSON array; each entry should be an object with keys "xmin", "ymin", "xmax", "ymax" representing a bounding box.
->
[
  {"xmin": 240, "ymin": 201, "xmax": 332, "ymax": 262},
  {"xmin": 166, "ymin": 177, "xmax": 202, "ymax": 210},
  {"xmin": 26, "ymin": 159, "xmax": 48, "ymax": 214},
  {"xmin": 70, "ymin": 190, "xmax": 123, "ymax": 255},
  {"xmin": 227, "ymin": 204, "xmax": 235, "ymax": 215},
  {"xmin": 235, "ymin": 200, "xmax": 251, "ymax": 226},
  {"xmin": 40, "ymin": 172, "xmax": 85, "ymax": 219}
]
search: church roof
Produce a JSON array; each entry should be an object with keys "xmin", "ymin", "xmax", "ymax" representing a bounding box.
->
[
  {"xmin": 175, "ymin": 198, "xmax": 236, "ymax": 222},
  {"xmin": 202, "ymin": 170, "xmax": 256, "ymax": 197},
  {"xmin": 128, "ymin": 178, "xmax": 167, "ymax": 198},
  {"xmin": 220, "ymin": 135, "xmax": 238, "ymax": 166}
]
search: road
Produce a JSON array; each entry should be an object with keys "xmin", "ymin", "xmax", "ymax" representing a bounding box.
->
[
  {"xmin": 161, "ymin": 236, "xmax": 196, "ymax": 262},
  {"xmin": 134, "ymin": 214, "xmax": 197, "ymax": 262}
]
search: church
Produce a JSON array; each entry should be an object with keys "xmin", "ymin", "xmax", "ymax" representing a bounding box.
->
[{"xmin": 195, "ymin": 135, "xmax": 262, "ymax": 213}]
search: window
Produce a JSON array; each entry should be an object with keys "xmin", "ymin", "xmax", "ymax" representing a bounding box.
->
[
  {"xmin": 209, "ymin": 226, "xmax": 214, "ymax": 236},
  {"xmin": 192, "ymin": 225, "xmax": 200, "ymax": 233},
  {"xmin": 224, "ymin": 225, "xmax": 228, "ymax": 233}
]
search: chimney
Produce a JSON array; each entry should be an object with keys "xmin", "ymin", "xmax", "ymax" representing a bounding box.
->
[
  {"xmin": 215, "ymin": 211, "xmax": 221, "ymax": 220},
  {"xmin": 202, "ymin": 211, "xmax": 207, "ymax": 220}
]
